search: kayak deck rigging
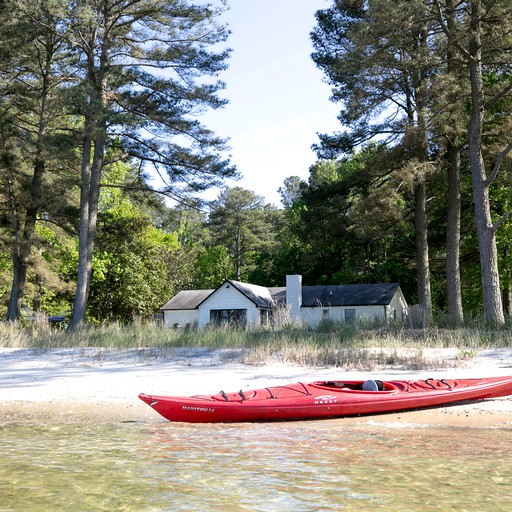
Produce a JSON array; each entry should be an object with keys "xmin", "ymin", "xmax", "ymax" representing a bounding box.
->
[{"xmin": 209, "ymin": 379, "xmax": 463, "ymax": 403}]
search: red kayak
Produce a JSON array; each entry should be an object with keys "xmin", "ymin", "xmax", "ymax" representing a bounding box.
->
[{"xmin": 139, "ymin": 376, "xmax": 512, "ymax": 423}]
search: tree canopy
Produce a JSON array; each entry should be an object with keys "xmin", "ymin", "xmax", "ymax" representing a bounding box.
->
[
  {"xmin": 1, "ymin": 0, "xmax": 512, "ymax": 326},
  {"xmin": 310, "ymin": 0, "xmax": 512, "ymax": 324}
]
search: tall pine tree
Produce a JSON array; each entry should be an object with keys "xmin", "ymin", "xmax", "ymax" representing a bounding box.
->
[
  {"xmin": 311, "ymin": 0, "xmax": 437, "ymax": 322},
  {"xmin": 63, "ymin": 0, "xmax": 236, "ymax": 328}
]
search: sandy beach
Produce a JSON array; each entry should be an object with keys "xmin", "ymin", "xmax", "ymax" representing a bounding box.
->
[{"xmin": 2, "ymin": 347, "xmax": 512, "ymax": 428}]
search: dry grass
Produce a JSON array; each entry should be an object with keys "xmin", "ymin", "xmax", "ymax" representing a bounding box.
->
[{"xmin": 0, "ymin": 320, "xmax": 509, "ymax": 370}]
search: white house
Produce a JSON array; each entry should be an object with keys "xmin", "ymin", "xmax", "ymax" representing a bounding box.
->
[{"xmin": 160, "ymin": 275, "xmax": 408, "ymax": 330}]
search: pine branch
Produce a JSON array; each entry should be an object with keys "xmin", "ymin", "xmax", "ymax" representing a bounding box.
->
[
  {"xmin": 484, "ymin": 82, "xmax": 512, "ymax": 111},
  {"xmin": 485, "ymin": 139, "xmax": 512, "ymax": 187},
  {"xmin": 99, "ymin": 183, "xmax": 205, "ymax": 212},
  {"xmin": 431, "ymin": 0, "xmax": 471, "ymax": 61},
  {"xmin": 492, "ymin": 211, "xmax": 510, "ymax": 233}
]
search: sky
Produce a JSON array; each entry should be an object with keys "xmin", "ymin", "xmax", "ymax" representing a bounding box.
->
[{"xmin": 202, "ymin": 0, "xmax": 341, "ymax": 207}]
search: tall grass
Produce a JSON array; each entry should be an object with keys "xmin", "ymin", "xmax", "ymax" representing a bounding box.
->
[
  {"xmin": 1, "ymin": 320, "xmax": 511, "ymax": 369},
  {"xmin": 0, "ymin": 321, "xmax": 360, "ymax": 350},
  {"xmin": 2, "ymin": 320, "xmax": 512, "ymax": 350}
]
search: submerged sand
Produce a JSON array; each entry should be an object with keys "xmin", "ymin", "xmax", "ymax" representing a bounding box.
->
[{"xmin": 1, "ymin": 347, "xmax": 512, "ymax": 428}]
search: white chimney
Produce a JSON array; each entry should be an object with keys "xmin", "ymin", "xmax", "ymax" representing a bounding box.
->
[{"xmin": 286, "ymin": 274, "xmax": 302, "ymax": 323}]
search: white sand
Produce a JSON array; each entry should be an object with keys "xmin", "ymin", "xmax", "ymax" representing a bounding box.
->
[{"xmin": 2, "ymin": 347, "xmax": 512, "ymax": 426}]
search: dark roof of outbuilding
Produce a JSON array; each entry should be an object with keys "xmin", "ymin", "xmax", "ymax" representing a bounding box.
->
[{"xmin": 160, "ymin": 290, "xmax": 213, "ymax": 310}]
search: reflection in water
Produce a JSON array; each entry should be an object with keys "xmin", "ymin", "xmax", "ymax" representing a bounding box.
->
[{"xmin": 1, "ymin": 418, "xmax": 511, "ymax": 511}]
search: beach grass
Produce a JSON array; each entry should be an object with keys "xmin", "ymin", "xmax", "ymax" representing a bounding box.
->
[{"xmin": 1, "ymin": 319, "xmax": 511, "ymax": 370}]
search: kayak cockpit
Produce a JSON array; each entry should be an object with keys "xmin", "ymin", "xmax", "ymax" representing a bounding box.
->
[{"xmin": 310, "ymin": 380, "xmax": 399, "ymax": 393}]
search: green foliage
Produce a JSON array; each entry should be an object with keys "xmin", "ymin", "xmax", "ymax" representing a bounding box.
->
[
  {"xmin": 191, "ymin": 245, "xmax": 234, "ymax": 289},
  {"xmin": 70, "ymin": 0, "xmax": 238, "ymax": 194},
  {"xmin": 308, "ymin": 0, "xmax": 512, "ymax": 321},
  {"xmin": 87, "ymin": 204, "xmax": 179, "ymax": 323},
  {"xmin": 0, "ymin": 0, "xmax": 240, "ymax": 324},
  {"xmin": 1, "ymin": 0, "xmax": 512, "ymax": 326},
  {"xmin": 283, "ymin": 145, "xmax": 417, "ymax": 296},
  {"xmin": 32, "ymin": 223, "xmax": 76, "ymax": 310},
  {"xmin": 208, "ymin": 187, "xmax": 278, "ymax": 280},
  {"xmin": 278, "ymin": 176, "xmax": 304, "ymax": 209}
]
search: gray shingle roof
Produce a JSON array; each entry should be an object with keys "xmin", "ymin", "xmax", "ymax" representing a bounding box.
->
[
  {"xmin": 299, "ymin": 283, "xmax": 400, "ymax": 307},
  {"xmin": 269, "ymin": 283, "xmax": 400, "ymax": 306},
  {"xmin": 227, "ymin": 280, "xmax": 275, "ymax": 308},
  {"xmin": 160, "ymin": 290, "xmax": 213, "ymax": 310},
  {"xmin": 268, "ymin": 287, "xmax": 286, "ymax": 304}
]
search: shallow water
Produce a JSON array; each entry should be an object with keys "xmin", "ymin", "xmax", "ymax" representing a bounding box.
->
[{"xmin": 1, "ymin": 417, "xmax": 511, "ymax": 511}]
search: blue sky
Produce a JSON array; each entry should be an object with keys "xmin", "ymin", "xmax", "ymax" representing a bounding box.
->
[{"xmin": 203, "ymin": 0, "xmax": 341, "ymax": 206}]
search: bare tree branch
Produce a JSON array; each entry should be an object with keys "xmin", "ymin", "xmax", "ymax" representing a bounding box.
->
[{"xmin": 485, "ymin": 139, "xmax": 512, "ymax": 187}]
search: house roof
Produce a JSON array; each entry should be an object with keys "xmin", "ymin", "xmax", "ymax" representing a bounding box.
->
[
  {"xmin": 160, "ymin": 290, "xmax": 214, "ymax": 310},
  {"xmin": 299, "ymin": 283, "xmax": 400, "ymax": 307},
  {"xmin": 268, "ymin": 287, "xmax": 286, "ymax": 304},
  {"xmin": 269, "ymin": 283, "xmax": 400, "ymax": 307},
  {"xmin": 226, "ymin": 280, "xmax": 275, "ymax": 309}
]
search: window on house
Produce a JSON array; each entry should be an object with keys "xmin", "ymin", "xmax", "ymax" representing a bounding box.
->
[
  {"xmin": 260, "ymin": 309, "xmax": 270, "ymax": 326},
  {"xmin": 344, "ymin": 309, "xmax": 356, "ymax": 324},
  {"xmin": 210, "ymin": 309, "xmax": 247, "ymax": 328},
  {"xmin": 322, "ymin": 309, "xmax": 329, "ymax": 318}
]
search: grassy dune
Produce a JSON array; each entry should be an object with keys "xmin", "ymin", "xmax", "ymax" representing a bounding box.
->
[{"xmin": 1, "ymin": 320, "xmax": 511, "ymax": 370}]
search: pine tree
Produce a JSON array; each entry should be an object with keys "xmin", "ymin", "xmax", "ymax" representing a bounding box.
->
[
  {"xmin": 208, "ymin": 187, "xmax": 276, "ymax": 281},
  {"xmin": 311, "ymin": 0, "xmax": 436, "ymax": 321},
  {"xmin": 0, "ymin": 0, "xmax": 77, "ymax": 321},
  {"xmin": 433, "ymin": 0, "xmax": 512, "ymax": 323},
  {"xmin": 65, "ymin": 0, "xmax": 236, "ymax": 328}
]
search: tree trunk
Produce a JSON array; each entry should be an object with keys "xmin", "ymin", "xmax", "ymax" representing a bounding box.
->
[
  {"xmin": 6, "ymin": 174, "xmax": 22, "ymax": 321},
  {"xmin": 467, "ymin": 0, "xmax": 504, "ymax": 323},
  {"xmin": 235, "ymin": 223, "xmax": 242, "ymax": 281},
  {"xmin": 444, "ymin": 0, "xmax": 463, "ymax": 324},
  {"xmin": 69, "ymin": 12, "xmax": 110, "ymax": 329},
  {"xmin": 446, "ymin": 141, "xmax": 463, "ymax": 323},
  {"xmin": 6, "ymin": 156, "xmax": 46, "ymax": 321},
  {"xmin": 71, "ymin": 109, "xmax": 107, "ymax": 329},
  {"xmin": 6, "ymin": 258, "xmax": 22, "ymax": 321},
  {"xmin": 502, "ymin": 246, "xmax": 512, "ymax": 317},
  {"xmin": 69, "ymin": 117, "xmax": 94, "ymax": 329},
  {"xmin": 414, "ymin": 176, "xmax": 432, "ymax": 322},
  {"xmin": 412, "ymin": 41, "xmax": 433, "ymax": 323},
  {"xmin": 6, "ymin": 39, "xmax": 51, "ymax": 321}
]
